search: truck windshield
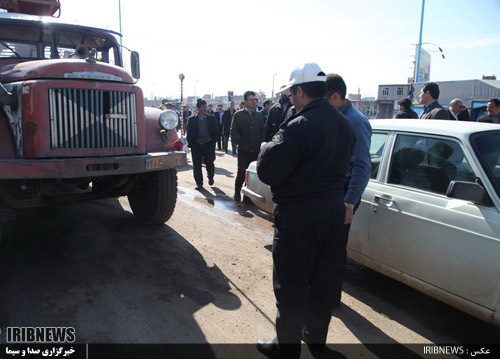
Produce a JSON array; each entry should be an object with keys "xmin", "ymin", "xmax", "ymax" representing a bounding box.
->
[
  {"xmin": 471, "ymin": 131, "xmax": 500, "ymax": 197},
  {"xmin": 0, "ymin": 22, "xmax": 121, "ymax": 65}
]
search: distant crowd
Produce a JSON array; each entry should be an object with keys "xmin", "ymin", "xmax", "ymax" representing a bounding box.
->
[{"xmin": 393, "ymin": 82, "xmax": 500, "ymax": 123}]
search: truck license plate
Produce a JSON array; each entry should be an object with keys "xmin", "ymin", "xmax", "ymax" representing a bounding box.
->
[{"xmin": 146, "ymin": 157, "xmax": 165, "ymax": 170}]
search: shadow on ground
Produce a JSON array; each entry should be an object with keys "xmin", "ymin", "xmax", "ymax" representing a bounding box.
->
[{"xmin": 0, "ymin": 198, "xmax": 241, "ymax": 351}]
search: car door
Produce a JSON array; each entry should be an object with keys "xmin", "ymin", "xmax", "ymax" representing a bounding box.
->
[
  {"xmin": 366, "ymin": 133, "xmax": 500, "ymax": 310},
  {"xmin": 349, "ymin": 131, "xmax": 389, "ymax": 255}
]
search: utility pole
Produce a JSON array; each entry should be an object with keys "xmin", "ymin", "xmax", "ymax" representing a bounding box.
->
[{"xmin": 414, "ymin": 0, "xmax": 425, "ymax": 83}]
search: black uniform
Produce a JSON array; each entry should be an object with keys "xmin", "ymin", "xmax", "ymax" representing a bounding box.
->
[{"xmin": 257, "ymin": 98, "xmax": 354, "ymax": 356}]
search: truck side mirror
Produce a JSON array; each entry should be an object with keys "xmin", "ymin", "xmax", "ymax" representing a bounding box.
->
[{"xmin": 131, "ymin": 51, "xmax": 140, "ymax": 80}]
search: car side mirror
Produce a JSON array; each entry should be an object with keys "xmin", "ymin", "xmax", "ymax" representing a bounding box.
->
[
  {"xmin": 130, "ymin": 51, "xmax": 140, "ymax": 80},
  {"xmin": 446, "ymin": 180, "xmax": 491, "ymax": 206}
]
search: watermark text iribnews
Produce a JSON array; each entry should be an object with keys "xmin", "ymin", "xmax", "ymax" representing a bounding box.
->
[{"xmin": 6, "ymin": 327, "xmax": 75, "ymax": 343}]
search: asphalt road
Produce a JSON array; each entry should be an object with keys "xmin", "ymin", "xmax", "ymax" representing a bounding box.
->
[{"xmin": 0, "ymin": 149, "xmax": 499, "ymax": 358}]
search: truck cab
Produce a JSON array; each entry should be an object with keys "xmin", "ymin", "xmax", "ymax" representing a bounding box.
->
[{"xmin": 0, "ymin": 0, "xmax": 186, "ymax": 235}]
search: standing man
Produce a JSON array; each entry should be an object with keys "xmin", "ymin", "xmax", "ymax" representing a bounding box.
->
[
  {"xmin": 222, "ymin": 101, "xmax": 236, "ymax": 154},
  {"xmin": 326, "ymin": 73, "xmax": 372, "ymax": 308},
  {"xmin": 256, "ymin": 63, "xmax": 354, "ymax": 358},
  {"xmin": 230, "ymin": 91, "xmax": 265, "ymax": 202},
  {"xmin": 186, "ymin": 99, "xmax": 217, "ymax": 189},
  {"xmin": 260, "ymin": 100, "xmax": 273, "ymax": 125},
  {"xmin": 265, "ymin": 91, "xmax": 295, "ymax": 142},
  {"xmin": 207, "ymin": 104, "xmax": 214, "ymax": 115},
  {"xmin": 393, "ymin": 98, "xmax": 418, "ymax": 119},
  {"xmin": 478, "ymin": 99, "xmax": 500, "ymax": 123},
  {"xmin": 215, "ymin": 104, "xmax": 225, "ymax": 150},
  {"xmin": 447, "ymin": 98, "xmax": 466, "ymax": 120},
  {"xmin": 418, "ymin": 82, "xmax": 449, "ymax": 120}
]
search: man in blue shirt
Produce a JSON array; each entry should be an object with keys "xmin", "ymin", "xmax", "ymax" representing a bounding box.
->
[{"xmin": 326, "ymin": 73, "xmax": 372, "ymax": 307}]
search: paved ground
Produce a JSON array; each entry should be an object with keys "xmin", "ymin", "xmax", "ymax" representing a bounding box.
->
[{"xmin": 0, "ymin": 148, "xmax": 498, "ymax": 358}]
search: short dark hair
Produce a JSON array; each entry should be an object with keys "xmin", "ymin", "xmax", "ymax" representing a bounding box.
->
[
  {"xmin": 263, "ymin": 100, "xmax": 272, "ymax": 107},
  {"xmin": 325, "ymin": 73, "xmax": 347, "ymax": 100},
  {"xmin": 290, "ymin": 82, "xmax": 326, "ymax": 100},
  {"xmin": 398, "ymin": 98, "xmax": 412, "ymax": 110},
  {"xmin": 422, "ymin": 82, "xmax": 440, "ymax": 99},
  {"xmin": 243, "ymin": 91, "xmax": 256, "ymax": 101},
  {"xmin": 489, "ymin": 98, "xmax": 500, "ymax": 107},
  {"xmin": 196, "ymin": 98, "xmax": 207, "ymax": 108}
]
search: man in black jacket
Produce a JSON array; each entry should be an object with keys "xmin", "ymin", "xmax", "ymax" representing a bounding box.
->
[
  {"xmin": 478, "ymin": 99, "xmax": 500, "ymax": 123},
  {"xmin": 222, "ymin": 101, "xmax": 236, "ymax": 154},
  {"xmin": 265, "ymin": 91, "xmax": 295, "ymax": 141},
  {"xmin": 393, "ymin": 98, "xmax": 418, "ymax": 119},
  {"xmin": 186, "ymin": 99, "xmax": 218, "ymax": 189},
  {"xmin": 230, "ymin": 91, "xmax": 265, "ymax": 202},
  {"xmin": 256, "ymin": 63, "xmax": 354, "ymax": 358},
  {"xmin": 418, "ymin": 82, "xmax": 449, "ymax": 120}
]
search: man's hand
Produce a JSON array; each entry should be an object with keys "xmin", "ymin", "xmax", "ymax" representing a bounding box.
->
[{"xmin": 344, "ymin": 206, "xmax": 354, "ymax": 224}]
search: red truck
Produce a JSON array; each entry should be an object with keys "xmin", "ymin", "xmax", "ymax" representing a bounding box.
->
[{"xmin": 0, "ymin": 0, "xmax": 187, "ymax": 238}]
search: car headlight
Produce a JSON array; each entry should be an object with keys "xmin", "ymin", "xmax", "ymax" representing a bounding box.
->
[{"xmin": 158, "ymin": 110, "xmax": 179, "ymax": 131}]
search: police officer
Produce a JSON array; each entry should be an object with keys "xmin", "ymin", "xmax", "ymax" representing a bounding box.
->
[{"xmin": 256, "ymin": 63, "xmax": 354, "ymax": 358}]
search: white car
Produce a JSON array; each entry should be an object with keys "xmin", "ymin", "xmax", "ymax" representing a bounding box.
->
[{"xmin": 242, "ymin": 119, "xmax": 500, "ymax": 326}]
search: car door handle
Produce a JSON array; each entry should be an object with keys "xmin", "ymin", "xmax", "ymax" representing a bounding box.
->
[{"xmin": 373, "ymin": 195, "xmax": 394, "ymax": 206}]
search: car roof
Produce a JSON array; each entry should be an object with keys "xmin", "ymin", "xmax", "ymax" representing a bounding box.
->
[{"xmin": 370, "ymin": 119, "xmax": 500, "ymax": 140}]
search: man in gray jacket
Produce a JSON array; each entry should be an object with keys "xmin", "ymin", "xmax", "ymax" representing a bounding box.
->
[{"xmin": 230, "ymin": 91, "xmax": 265, "ymax": 202}]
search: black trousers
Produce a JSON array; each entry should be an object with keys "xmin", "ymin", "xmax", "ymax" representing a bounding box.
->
[
  {"xmin": 272, "ymin": 197, "xmax": 345, "ymax": 356},
  {"xmin": 191, "ymin": 141, "xmax": 216, "ymax": 186},
  {"xmin": 235, "ymin": 150, "xmax": 258, "ymax": 194}
]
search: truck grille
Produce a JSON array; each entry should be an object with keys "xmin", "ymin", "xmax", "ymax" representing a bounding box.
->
[{"xmin": 49, "ymin": 89, "xmax": 138, "ymax": 149}]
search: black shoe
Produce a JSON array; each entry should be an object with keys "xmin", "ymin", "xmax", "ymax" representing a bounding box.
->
[
  {"xmin": 209, "ymin": 178, "xmax": 214, "ymax": 186},
  {"xmin": 195, "ymin": 184, "xmax": 203, "ymax": 190},
  {"xmin": 242, "ymin": 195, "xmax": 253, "ymax": 205},
  {"xmin": 302, "ymin": 335, "xmax": 327, "ymax": 353},
  {"xmin": 257, "ymin": 339, "xmax": 283, "ymax": 359},
  {"xmin": 233, "ymin": 193, "xmax": 241, "ymax": 202}
]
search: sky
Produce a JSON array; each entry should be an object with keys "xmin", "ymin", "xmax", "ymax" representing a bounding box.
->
[{"xmin": 58, "ymin": 0, "xmax": 500, "ymax": 101}]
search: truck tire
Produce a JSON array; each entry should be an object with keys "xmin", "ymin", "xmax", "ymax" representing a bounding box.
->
[{"xmin": 128, "ymin": 169, "xmax": 178, "ymax": 226}]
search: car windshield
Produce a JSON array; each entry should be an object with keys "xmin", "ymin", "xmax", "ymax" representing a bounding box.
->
[
  {"xmin": 471, "ymin": 131, "xmax": 500, "ymax": 197},
  {"xmin": 0, "ymin": 22, "xmax": 120, "ymax": 65}
]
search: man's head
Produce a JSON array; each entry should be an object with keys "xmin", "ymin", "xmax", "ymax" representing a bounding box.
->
[
  {"xmin": 398, "ymin": 98, "xmax": 412, "ymax": 111},
  {"xmin": 279, "ymin": 92, "xmax": 290, "ymax": 105},
  {"xmin": 229, "ymin": 101, "xmax": 235, "ymax": 110},
  {"xmin": 263, "ymin": 100, "xmax": 273, "ymax": 112},
  {"xmin": 487, "ymin": 99, "xmax": 500, "ymax": 117},
  {"xmin": 449, "ymin": 98, "xmax": 465, "ymax": 115},
  {"xmin": 208, "ymin": 104, "xmax": 213, "ymax": 111},
  {"xmin": 159, "ymin": 104, "xmax": 167, "ymax": 111},
  {"xmin": 419, "ymin": 82, "xmax": 440, "ymax": 105},
  {"xmin": 243, "ymin": 91, "xmax": 257, "ymax": 111},
  {"xmin": 325, "ymin": 73, "xmax": 347, "ymax": 110},
  {"xmin": 284, "ymin": 63, "xmax": 326, "ymax": 111},
  {"xmin": 217, "ymin": 104, "xmax": 223, "ymax": 112},
  {"xmin": 166, "ymin": 103, "xmax": 175, "ymax": 110},
  {"xmin": 196, "ymin": 98, "xmax": 207, "ymax": 116}
]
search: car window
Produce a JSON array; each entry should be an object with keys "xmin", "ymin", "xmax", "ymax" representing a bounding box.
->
[
  {"xmin": 471, "ymin": 132, "xmax": 500, "ymax": 197},
  {"xmin": 388, "ymin": 134, "xmax": 475, "ymax": 194},
  {"xmin": 370, "ymin": 132, "xmax": 388, "ymax": 180}
]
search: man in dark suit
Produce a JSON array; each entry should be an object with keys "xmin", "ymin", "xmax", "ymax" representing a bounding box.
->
[
  {"xmin": 214, "ymin": 104, "xmax": 224, "ymax": 150},
  {"xmin": 447, "ymin": 98, "xmax": 466, "ymax": 121},
  {"xmin": 186, "ymin": 99, "xmax": 218, "ymax": 189},
  {"xmin": 418, "ymin": 82, "xmax": 449, "ymax": 120},
  {"xmin": 222, "ymin": 101, "xmax": 236, "ymax": 154}
]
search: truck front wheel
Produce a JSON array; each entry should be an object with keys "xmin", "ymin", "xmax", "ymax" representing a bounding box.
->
[{"xmin": 128, "ymin": 169, "xmax": 178, "ymax": 225}]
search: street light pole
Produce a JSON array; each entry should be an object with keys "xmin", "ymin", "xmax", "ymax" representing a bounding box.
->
[{"xmin": 415, "ymin": 0, "xmax": 425, "ymax": 83}]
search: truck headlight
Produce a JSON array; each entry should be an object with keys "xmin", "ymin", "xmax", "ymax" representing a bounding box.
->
[{"xmin": 158, "ymin": 110, "xmax": 179, "ymax": 131}]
